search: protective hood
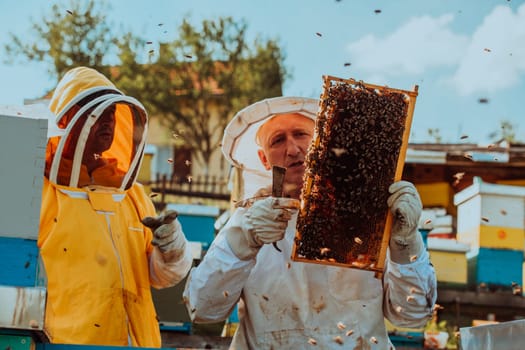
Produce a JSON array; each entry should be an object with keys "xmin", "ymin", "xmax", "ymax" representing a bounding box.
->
[
  {"xmin": 46, "ymin": 67, "xmax": 148, "ymax": 190},
  {"xmin": 221, "ymin": 96, "xmax": 318, "ymax": 200}
]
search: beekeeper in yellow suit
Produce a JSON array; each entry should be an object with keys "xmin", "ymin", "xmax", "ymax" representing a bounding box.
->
[{"xmin": 38, "ymin": 66, "xmax": 193, "ymax": 347}]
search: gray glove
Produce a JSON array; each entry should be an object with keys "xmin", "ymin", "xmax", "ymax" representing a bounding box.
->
[
  {"xmin": 227, "ymin": 197, "xmax": 300, "ymax": 260},
  {"xmin": 387, "ymin": 181, "xmax": 425, "ymax": 264},
  {"xmin": 142, "ymin": 210, "xmax": 187, "ymax": 263}
]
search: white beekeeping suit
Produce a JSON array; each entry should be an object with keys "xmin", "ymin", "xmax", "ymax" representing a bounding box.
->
[{"xmin": 183, "ymin": 96, "xmax": 437, "ymax": 349}]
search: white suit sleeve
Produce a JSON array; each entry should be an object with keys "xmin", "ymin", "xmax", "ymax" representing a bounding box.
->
[
  {"xmin": 383, "ymin": 249, "xmax": 437, "ymax": 328},
  {"xmin": 183, "ymin": 208, "xmax": 255, "ymax": 323},
  {"xmin": 149, "ymin": 241, "xmax": 193, "ymax": 289}
]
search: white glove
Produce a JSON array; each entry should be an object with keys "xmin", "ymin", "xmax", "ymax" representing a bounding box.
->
[
  {"xmin": 387, "ymin": 181, "xmax": 425, "ymax": 264},
  {"xmin": 227, "ymin": 196, "xmax": 300, "ymax": 260},
  {"xmin": 142, "ymin": 210, "xmax": 187, "ymax": 263}
]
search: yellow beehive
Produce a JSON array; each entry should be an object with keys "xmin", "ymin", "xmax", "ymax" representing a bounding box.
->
[
  {"xmin": 454, "ymin": 177, "xmax": 525, "ymax": 251},
  {"xmin": 427, "ymin": 238, "xmax": 475, "ymax": 286},
  {"xmin": 416, "ymin": 182, "xmax": 454, "ymax": 214}
]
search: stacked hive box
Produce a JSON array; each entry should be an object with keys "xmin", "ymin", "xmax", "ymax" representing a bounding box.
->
[
  {"xmin": 426, "ymin": 237, "xmax": 476, "ymax": 288},
  {"xmin": 0, "ymin": 105, "xmax": 50, "ymax": 344},
  {"xmin": 454, "ymin": 177, "xmax": 525, "ymax": 289}
]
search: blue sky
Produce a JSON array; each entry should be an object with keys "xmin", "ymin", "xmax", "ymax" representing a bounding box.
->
[{"xmin": 1, "ymin": 0, "xmax": 524, "ymax": 144}]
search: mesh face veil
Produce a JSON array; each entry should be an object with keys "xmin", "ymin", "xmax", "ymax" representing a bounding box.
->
[
  {"xmin": 221, "ymin": 96, "xmax": 319, "ymax": 201},
  {"xmin": 46, "ymin": 67, "xmax": 148, "ymax": 190}
]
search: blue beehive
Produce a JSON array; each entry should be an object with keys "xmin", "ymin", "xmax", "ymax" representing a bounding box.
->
[
  {"xmin": 476, "ymin": 247, "xmax": 523, "ymax": 288},
  {"xmin": 166, "ymin": 203, "xmax": 221, "ymax": 251}
]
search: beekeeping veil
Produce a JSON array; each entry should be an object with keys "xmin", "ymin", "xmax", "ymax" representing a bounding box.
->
[
  {"xmin": 46, "ymin": 66, "xmax": 148, "ymax": 190},
  {"xmin": 221, "ymin": 96, "xmax": 318, "ymax": 202}
]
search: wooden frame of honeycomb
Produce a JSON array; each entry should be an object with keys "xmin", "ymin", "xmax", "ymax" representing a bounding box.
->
[{"xmin": 291, "ymin": 75, "xmax": 418, "ymax": 273}]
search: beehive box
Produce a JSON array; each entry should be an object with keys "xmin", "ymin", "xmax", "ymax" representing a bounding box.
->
[
  {"xmin": 0, "ymin": 105, "xmax": 50, "ymax": 240},
  {"xmin": 476, "ymin": 247, "xmax": 523, "ymax": 288},
  {"xmin": 427, "ymin": 237, "xmax": 476, "ymax": 287},
  {"xmin": 454, "ymin": 177, "xmax": 525, "ymax": 250},
  {"xmin": 292, "ymin": 76, "xmax": 418, "ymax": 272},
  {"xmin": 0, "ymin": 105, "xmax": 49, "ymax": 332}
]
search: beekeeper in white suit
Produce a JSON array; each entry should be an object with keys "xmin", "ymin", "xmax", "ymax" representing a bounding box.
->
[{"xmin": 183, "ymin": 96, "xmax": 437, "ymax": 349}]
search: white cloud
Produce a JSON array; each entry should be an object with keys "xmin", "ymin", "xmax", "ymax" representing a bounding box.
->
[
  {"xmin": 346, "ymin": 14, "xmax": 468, "ymax": 80},
  {"xmin": 346, "ymin": 4, "xmax": 525, "ymax": 96},
  {"xmin": 450, "ymin": 4, "xmax": 525, "ymax": 95}
]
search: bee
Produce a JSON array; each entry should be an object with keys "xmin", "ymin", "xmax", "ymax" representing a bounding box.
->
[
  {"xmin": 331, "ymin": 147, "xmax": 347, "ymax": 157},
  {"xmin": 337, "ymin": 322, "xmax": 346, "ymax": 330},
  {"xmin": 346, "ymin": 329, "xmax": 354, "ymax": 336},
  {"xmin": 453, "ymin": 172, "xmax": 465, "ymax": 180},
  {"xmin": 370, "ymin": 336, "xmax": 378, "ymax": 344},
  {"xmin": 406, "ymin": 295, "xmax": 415, "ymax": 302},
  {"xmin": 333, "ymin": 336, "xmax": 344, "ymax": 345},
  {"xmin": 308, "ymin": 338, "xmax": 317, "ymax": 345},
  {"xmin": 354, "ymin": 237, "xmax": 363, "ymax": 245},
  {"xmin": 223, "ymin": 291, "xmax": 229, "ymax": 297},
  {"xmin": 167, "ymin": 158, "xmax": 174, "ymax": 163}
]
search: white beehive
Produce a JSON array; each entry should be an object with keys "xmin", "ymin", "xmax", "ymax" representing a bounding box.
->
[
  {"xmin": 0, "ymin": 104, "xmax": 51, "ymax": 239},
  {"xmin": 454, "ymin": 177, "xmax": 525, "ymax": 251}
]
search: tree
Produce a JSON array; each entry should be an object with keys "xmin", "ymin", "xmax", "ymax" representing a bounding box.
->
[
  {"xmin": 3, "ymin": 0, "xmax": 120, "ymax": 80},
  {"xmin": 115, "ymin": 17, "xmax": 288, "ymax": 174},
  {"xmin": 427, "ymin": 128, "xmax": 442, "ymax": 143},
  {"xmin": 3, "ymin": 1, "xmax": 288, "ymax": 174},
  {"xmin": 488, "ymin": 120, "xmax": 517, "ymax": 144}
]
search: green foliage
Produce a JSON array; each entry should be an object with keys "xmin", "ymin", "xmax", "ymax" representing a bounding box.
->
[
  {"xmin": 3, "ymin": 0, "xmax": 287, "ymax": 172},
  {"xmin": 3, "ymin": 0, "xmax": 119, "ymax": 79},
  {"xmin": 425, "ymin": 318, "xmax": 448, "ymax": 332},
  {"xmin": 488, "ymin": 119, "xmax": 518, "ymax": 144},
  {"xmin": 115, "ymin": 16, "xmax": 287, "ymax": 171},
  {"xmin": 427, "ymin": 128, "xmax": 442, "ymax": 144}
]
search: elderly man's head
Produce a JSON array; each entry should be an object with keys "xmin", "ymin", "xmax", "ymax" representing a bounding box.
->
[{"xmin": 256, "ymin": 113, "xmax": 315, "ymax": 199}]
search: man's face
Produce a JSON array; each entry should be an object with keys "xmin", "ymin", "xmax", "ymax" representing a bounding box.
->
[
  {"xmin": 87, "ymin": 108, "xmax": 116, "ymax": 155},
  {"xmin": 256, "ymin": 113, "xmax": 315, "ymax": 198}
]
